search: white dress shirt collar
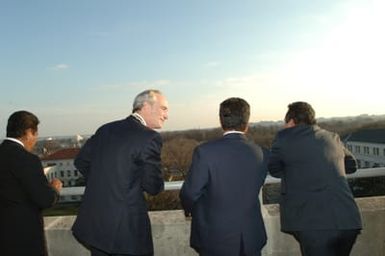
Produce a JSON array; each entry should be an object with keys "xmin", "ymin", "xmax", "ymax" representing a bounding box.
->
[
  {"xmin": 131, "ymin": 112, "xmax": 147, "ymax": 126},
  {"xmin": 223, "ymin": 130, "xmax": 245, "ymax": 136},
  {"xmin": 5, "ymin": 137, "xmax": 24, "ymax": 147}
]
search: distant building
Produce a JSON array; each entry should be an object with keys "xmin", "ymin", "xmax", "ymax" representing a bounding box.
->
[
  {"xmin": 34, "ymin": 134, "xmax": 87, "ymax": 158},
  {"xmin": 345, "ymin": 129, "xmax": 385, "ymax": 168},
  {"xmin": 41, "ymin": 148, "xmax": 82, "ymax": 202}
]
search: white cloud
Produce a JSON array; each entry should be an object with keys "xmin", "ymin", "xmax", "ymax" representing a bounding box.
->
[{"xmin": 50, "ymin": 64, "xmax": 70, "ymax": 71}]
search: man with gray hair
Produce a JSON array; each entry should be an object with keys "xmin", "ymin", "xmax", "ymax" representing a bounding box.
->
[{"xmin": 72, "ymin": 89, "xmax": 168, "ymax": 256}]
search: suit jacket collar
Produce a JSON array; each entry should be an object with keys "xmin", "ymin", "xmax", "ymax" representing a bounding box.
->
[
  {"xmin": 127, "ymin": 115, "xmax": 144, "ymax": 126},
  {"xmin": 4, "ymin": 137, "xmax": 24, "ymax": 147},
  {"xmin": 1, "ymin": 139, "xmax": 25, "ymax": 150},
  {"xmin": 126, "ymin": 116, "xmax": 157, "ymax": 134},
  {"xmin": 223, "ymin": 132, "xmax": 246, "ymax": 140},
  {"xmin": 131, "ymin": 112, "xmax": 147, "ymax": 126}
]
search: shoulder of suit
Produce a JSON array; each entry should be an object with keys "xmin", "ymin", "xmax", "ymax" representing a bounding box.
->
[
  {"xmin": 125, "ymin": 118, "xmax": 161, "ymax": 140},
  {"xmin": 276, "ymin": 127, "xmax": 291, "ymax": 137},
  {"xmin": 316, "ymin": 126, "xmax": 340, "ymax": 140},
  {"xmin": 196, "ymin": 136, "xmax": 235, "ymax": 149},
  {"xmin": 2, "ymin": 140, "xmax": 40, "ymax": 161}
]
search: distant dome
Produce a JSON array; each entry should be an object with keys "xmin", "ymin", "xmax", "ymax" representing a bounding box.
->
[{"xmin": 76, "ymin": 134, "xmax": 83, "ymax": 141}]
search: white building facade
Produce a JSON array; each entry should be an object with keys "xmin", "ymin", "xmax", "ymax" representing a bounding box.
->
[
  {"xmin": 345, "ymin": 129, "xmax": 385, "ymax": 169},
  {"xmin": 41, "ymin": 148, "xmax": 82, "ymax": 202}
]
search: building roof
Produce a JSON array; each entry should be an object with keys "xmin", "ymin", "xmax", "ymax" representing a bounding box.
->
[
  {"xmin": 41, "ymin": 148, "xmax": 80, "ymax": 161},
  {"xmin": 346, "ymin": 129, "xmax": 385, "ymax": 144}
]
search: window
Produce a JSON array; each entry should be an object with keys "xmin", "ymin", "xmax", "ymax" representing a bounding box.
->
[
  {"xmin": 60, "ymin": 171, "xmax": 64, "ymax": 177},
  {"xmin": 355, "ymin": 146, "xmax": 361, "ymax": 154},
  {"xmin": 74, "ymin": 170, "xmax": 78, "ymax": 176},
  {"xmin": 67, "ymin": 170, "xmax": 71, "ymax": 177}
]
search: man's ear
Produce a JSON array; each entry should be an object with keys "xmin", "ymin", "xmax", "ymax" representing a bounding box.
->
[
  {"xmin": 25, "ymin": 128, "xmax": 37, "ymax": 137},
  {"xmin": 284, "ymin": 119, "xmax": 296, "ymax": 128}
]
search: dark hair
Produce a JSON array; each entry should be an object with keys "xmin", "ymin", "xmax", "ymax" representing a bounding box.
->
[
  {"xmin": 6, "ymin": 111, "xmax": 40, "ymax": 138},
  {"xmin": 284, "ymin": 101, "xmax": 316, "ymax": 125},
  {"xmin": 220, "ymin": 98, "xmax": 250, "ymax": 131}
]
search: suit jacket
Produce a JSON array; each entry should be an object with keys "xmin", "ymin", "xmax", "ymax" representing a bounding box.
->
[
  {"xmin": 268, "ymin": 124, "xmax": 362, "ymax": 232},
  {"xmin": 180, "ymin": 133, "xmax": 267, "ymax": 256},
  {"xmin": 0, "ymin": 140, "xmax": 58, "ymax": 256},
  {"xmin": 72, "ymin": 116, "xmax": 164, "ymax": 255}
]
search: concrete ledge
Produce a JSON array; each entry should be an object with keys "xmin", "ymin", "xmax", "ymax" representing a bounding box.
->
[{"xmin": 44, "ymin": 196, "xmax": 385, "ymax": 256}]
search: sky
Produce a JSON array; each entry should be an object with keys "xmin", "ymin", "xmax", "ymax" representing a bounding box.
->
[{"xmin": 0, "ymin": 0, "xmax": 384, "ymax": 137}]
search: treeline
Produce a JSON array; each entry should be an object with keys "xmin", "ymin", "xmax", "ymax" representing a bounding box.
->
[
  {"xmin": 160, "ymin": 116, "xmax": 385, "ymax": 180},
  {"xmin": 147, "ymin": 115, "xmax": 385, "ymax": 210}
]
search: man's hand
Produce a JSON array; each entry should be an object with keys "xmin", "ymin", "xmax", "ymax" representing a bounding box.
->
[{"xmin": 50, "ymin": 178, "xmax": 63, "ymax": 193}]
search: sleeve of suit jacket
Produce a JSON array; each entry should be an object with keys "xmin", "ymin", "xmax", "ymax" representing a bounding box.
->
[
  {"xmin": 140, "ymin": 133, "xmax": 164, "ymax": 195},
  {"xmin": 267, "ymin": 134, "xmax": 285, "ymax": 178},
  {"xmin": 74, "ymin": 135, "xmax": 95, "ymax": 180},
  {"xmin": 13, "ymin": 152, "xmax": 58, "ymax": 209},
  {"xmin": 180, "ymin": 146, "xmax": 209, "ymax": 214},
  {"xmin": 339, "ymin": 136, "xmax": 358, "ymax": 174}
]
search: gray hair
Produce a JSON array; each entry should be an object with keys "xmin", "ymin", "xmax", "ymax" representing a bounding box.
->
[{"xmin": 132, "ymin": 89, "xmax": 162, "ymax": 113}]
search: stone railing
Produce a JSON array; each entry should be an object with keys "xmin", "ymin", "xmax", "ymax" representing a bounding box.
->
[
  {"xmin": 45, "ymin": 167, "xmax": 385, "ymax": 255},
  {"xmin": 45, "ymin": 196, "xmax": 385, "ymax": 256}
]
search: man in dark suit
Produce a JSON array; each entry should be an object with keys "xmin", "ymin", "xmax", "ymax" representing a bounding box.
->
[
  {"xmin": 72, "ymin": 89, "xmax": 168, "ymax": 256},
  {"xmin": 180, "ymin": 98, "xmax": 268, "ymax": 256},
  {"xmin": 0, "ymin": 110, "xmax": 62, "ymax": 256},
  {"xmin": 268, "ymin": 101, "xmax": 362, "ymax": 256}
]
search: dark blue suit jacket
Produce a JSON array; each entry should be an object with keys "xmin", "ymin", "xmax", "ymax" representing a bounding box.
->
[
  {"xmin": 268, "ymin": 124, "xmax": 362, "ymax": 232},
  {"xmin": 180, "ymin": 133, "xmax": 267, "ymax": 256},
  {"xmin": 72, "ymin": 116, "xmax": 164, "ymax": 254},
  {"xmin": 0, "ymin": 140, "xmax": 58, "ymax": 256}
]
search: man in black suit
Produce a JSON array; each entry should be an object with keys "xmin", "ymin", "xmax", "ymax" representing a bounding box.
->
[
  {"xmin": 180, "ymin": 98, "xmax": 268, "ymax": 256},
  {"xmin": 0, "ymin": 110, "xmax": 62, "ymax": 256},
  {"xmin": 268, "ymin": 101, "xmax": 362, "ymax": 256},
  {"xmin": 72, "ymin": 89, "xmax": 168, "ymax": 256}
]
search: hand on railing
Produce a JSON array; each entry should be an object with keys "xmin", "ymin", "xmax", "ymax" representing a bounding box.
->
[
  {"xmin": 183, "ymin": 210, "xmax": 192, "ymax": 221},
  {"xmin": 50, "ymin": 178, "xmax": 63, "ymax": 193}
]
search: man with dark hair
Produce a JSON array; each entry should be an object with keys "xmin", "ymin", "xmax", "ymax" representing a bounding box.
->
[
  {"xmin": 268, "ymin": 101, "xmax": 362, "ymax": 256},
  {"xmin": 0, "ymin": 110, "xmax": 62, "ymax": 256},
  {"xmin": 180, "ymin": 97, "xmax": 268, "ymax": 256},
  {"xmin": 284, "ymin": 101, "xmax": 316, "ymax": 125},
  {"xmin": 72, "ymin": 89, "xmax": 168, "ymax": 256}
]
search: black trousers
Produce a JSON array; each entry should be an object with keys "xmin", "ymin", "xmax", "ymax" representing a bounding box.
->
[
  {"xmin": 91, "ymin": 246, "xmax": 153, "ymax": 256},
  {"xmin": 292, "ymin": 229, "xmax": 360, "ymax": 256}
]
